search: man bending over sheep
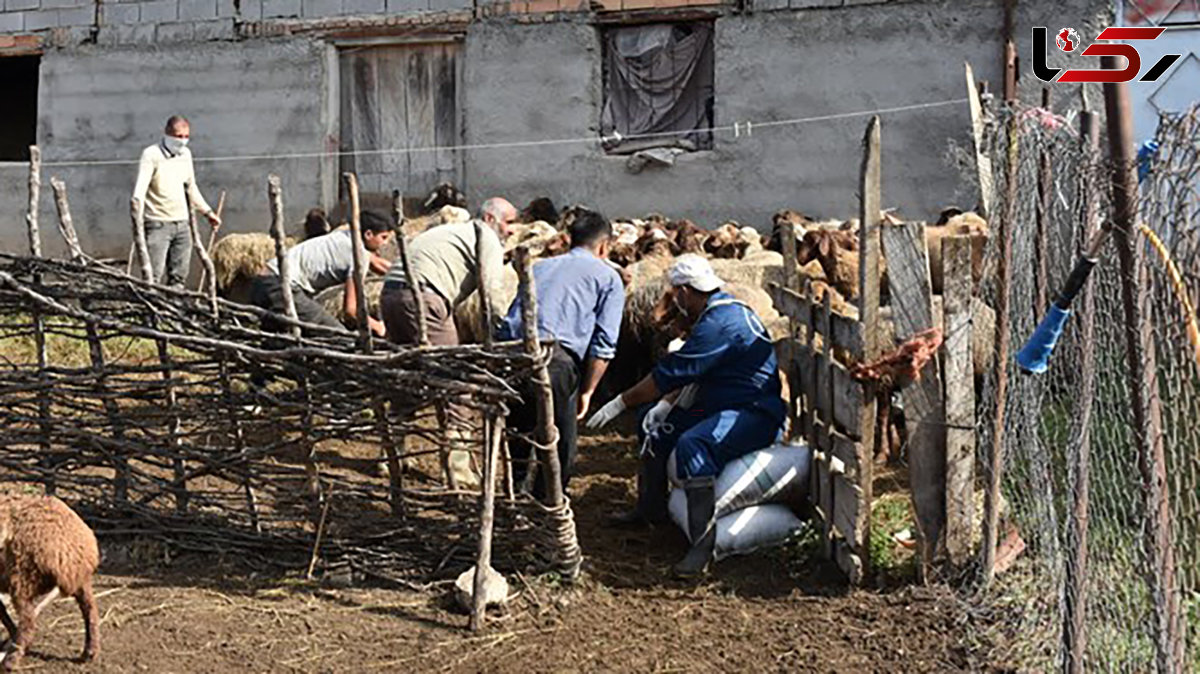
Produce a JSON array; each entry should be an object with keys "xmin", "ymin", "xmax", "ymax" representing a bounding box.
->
[
  {"xmin": 379, "ymin": 197, "xmax": 517, "ymax": 488},
  {"xmin": 587, "ymin": 255, "xmax": 786, "ymax": 578},
  {"xmin": 498, "ymin": 208, "xmax": 624, "ymax": 498},
  {"xmin": 250, "ymin": 208, "xmax": 393, "ymax": 336}
]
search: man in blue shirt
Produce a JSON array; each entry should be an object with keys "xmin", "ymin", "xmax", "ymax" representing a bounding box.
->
[
  {"xmin": 587, "ymin": 254, "xmax": 785, "ymax": 578},
  {"xmin": 498, "ymin": 209, "xmax": 625, "ymax": 498}
]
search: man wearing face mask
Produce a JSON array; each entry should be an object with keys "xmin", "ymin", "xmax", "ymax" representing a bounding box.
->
[
  {"xmin": 131, "ymin": 115, "xmax": 221, "ymax": 287},
  {"xmin": 497, "ymin": 208, "xmax": 624, "ymax": 498},
  {"xmin": 586, "ymin": 254, "xmax": 786, "ymax": 578}
]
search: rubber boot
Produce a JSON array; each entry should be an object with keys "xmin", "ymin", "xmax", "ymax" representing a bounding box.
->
[
  {"xmin": 609, "ymin": 451, "xmax": 669, "ymax": 528},
  {"xmin": 672, "ymin": 477, "xmax": 716, "ymax": 579}
]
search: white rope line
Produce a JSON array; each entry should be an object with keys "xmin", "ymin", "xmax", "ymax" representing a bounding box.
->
[{"xmin": 40, "ymin": 97, "xmax": 968, "ymax": 168}]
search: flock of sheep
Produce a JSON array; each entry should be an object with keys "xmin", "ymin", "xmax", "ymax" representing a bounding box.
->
[{"xmin": 0, "ymin": 190, "xmax": 999, "ymax": 669}]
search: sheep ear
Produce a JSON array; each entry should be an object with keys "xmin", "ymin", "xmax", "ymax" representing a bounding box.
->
[{"xmin": 818, "ymin": 236, "xmax": 831, "ymax": 258}]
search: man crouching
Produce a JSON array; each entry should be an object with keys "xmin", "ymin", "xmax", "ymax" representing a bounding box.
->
[{"xmin": 586, "ymin": 255, "xmax": 786, "ymax": 578}]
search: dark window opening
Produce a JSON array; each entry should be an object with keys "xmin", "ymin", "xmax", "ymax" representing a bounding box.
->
[
  {"xmin": 0, "ymin": 55, "xmax": 39, "ymax": 162},
  {"xmin": 600, "ymin": 22, "xmax": 715, "ymax": 155}
]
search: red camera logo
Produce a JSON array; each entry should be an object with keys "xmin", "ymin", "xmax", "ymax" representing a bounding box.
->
[{"xmin": 1033, "ymin": 26, "xmax": 1181, "ymax": 83}]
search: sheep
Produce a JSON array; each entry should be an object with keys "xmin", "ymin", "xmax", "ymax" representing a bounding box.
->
[
  {"xmin": 703, "ymin": 222, "xmax": 753, "ymax": 259},
  {"xmin": 303, "ymin": 208, "xmax": 331, "ymax": 240},
  {"xmin": 422, "ymin": 181, "xmax": 467, "ymax": 213},
  {"xmin": 669, "ymin": 219, "xmax": 708, "ymax": 254},
  {"xmin": 209, "ymin": 232, "xmax": 296, "ymax": 305},
  {"xmin": 0, "ymin": 493, "xmax": 100, "ymax": 670},
  {"xmin": 519, "ymin": 197, "xmax": 559, "ymax": 225},
  {"xmin": 795, "ymin": 228, "xmax": 867, "ymax": 302},
  {"xmin": 925, "ymin": 212, "xmax": 989, "ymax": 295}
]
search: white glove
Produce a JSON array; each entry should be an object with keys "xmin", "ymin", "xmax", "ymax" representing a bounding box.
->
[
  {"xmin": 586, "ymin": 395, "xmax": 627, "ymax": 430},
  {"xmin": 642, "ymin": 399, "xmax": 673, "ymax": 436}
]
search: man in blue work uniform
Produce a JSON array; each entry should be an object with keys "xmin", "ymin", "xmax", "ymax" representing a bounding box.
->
[
  {"xmin": 587, "ymin": 254, "xmax": 785, "ymax": 577},
  {"xmin": 498, "ymin": 209, "xmax": 625, "ymax": 498}
]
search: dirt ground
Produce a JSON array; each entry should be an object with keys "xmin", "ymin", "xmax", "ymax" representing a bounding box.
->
[{"xmin": 24, "ymin": 432, "xmax": 994, "ymax": 673}]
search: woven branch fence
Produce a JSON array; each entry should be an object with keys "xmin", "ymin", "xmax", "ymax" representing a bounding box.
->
[{"xmin": 0, "ymin": 167, "xmax": 581, "ymax": 613}]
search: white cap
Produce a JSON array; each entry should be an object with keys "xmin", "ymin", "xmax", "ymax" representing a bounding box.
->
[{"xmin": 668, "ymin": 254, "xmax": 724, "ymax": 293}]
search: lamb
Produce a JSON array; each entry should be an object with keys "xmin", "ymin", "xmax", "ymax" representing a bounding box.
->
[
  {"xmin": 669, "ymin": 219, "xmax": 708, "ymax": 254},
  {"xmin": 0, "ymin": 493, "xmax": 100, "ymax": 670}
]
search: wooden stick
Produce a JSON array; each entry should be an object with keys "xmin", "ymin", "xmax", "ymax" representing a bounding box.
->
[
  {"xmin": 49, "ymin": 177, "xmax": 84, "ymax": 262},
  {"xmin": 470, "ymin": 413, "xmax": 502, "ymax": 631},
  {"xmin": 393, "ymin": 190, "xmax": 428, "ymax": 347},
  {"xmin": 268, "ymin": 175, "xmax": 300, "ymax": 338},
  {"xmin": 26, "ymin": 146, "xmax": 41, "ymax": 258},
  {"xmin": 198, "ymin": 190, "xmax": 226, "ymax": 290},
  {"xmin": 343, "ymin": 173, "xmax": 371, "ymax": 352},
  {"xmin": 855, "ymin": 115, "xmax": 882, "ymax": 583},
  {"xmin": 514, "ymin": 247, "xmax": 564, "ymax": 507},
  {"xmin": 307, "ymin": 486, "xmax": 333, "ymax": 580},
  {"xmin": 982, "ymin": 18, "xmax": 1019, "ymax": 586},
  {"xmin": 1063, "ymin": 108, "xmax": 1100, "ymax": 674},
  {"xmin": 1103, "ymin": 64, "xmax": 1184, "ymax": 673},
  {"xmin": 965, "ymin": 63, "xmax": 996, "ymax": 220},
  {"xmin": 1035, "ymin": 88, "xmax": 1053, "ymax": 316},
  {"xmin": 130, "ymin": 197, "xmax": 154, "ymax": 283},
  {"xmin": 185, "ymin": 183, "xmax": 219, "ymax": 319},
  {"xmin": 474, "ymin": 221, "xmax": 494, "ymax": 350},
  {"xmin": 26, "ymin": 146, "xmax": 54, "ymax": 495}
]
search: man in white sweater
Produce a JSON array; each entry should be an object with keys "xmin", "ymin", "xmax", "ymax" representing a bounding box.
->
[{"xmin": 131, "ymin": 115, "xmax": 221, "ymax": 287}]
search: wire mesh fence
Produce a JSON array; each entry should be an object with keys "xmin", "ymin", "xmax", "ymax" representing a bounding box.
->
[{"xmin": 950, "ymin": 99, "xmax": 1200, "ymax": 672}]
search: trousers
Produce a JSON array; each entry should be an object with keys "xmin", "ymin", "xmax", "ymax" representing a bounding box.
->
[
  {"xmin": 249, "ymin": 275, "xmax": 344, "ymax": 334},
  {"xmin": 508, "ymin": 345, "xmax": 581, "ymax": 498},
  {"xmin": 145, "ymin": 219, "xmax": 191, "ymax": 287},
  {"xmin": 646, "ymin": 401, "xmax": 784, "ymax": 481}
]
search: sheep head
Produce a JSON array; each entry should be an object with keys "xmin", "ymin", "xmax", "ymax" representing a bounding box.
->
[{"xmin": 422, "ymin": 181, "xmax": 467, "ymax": 213}]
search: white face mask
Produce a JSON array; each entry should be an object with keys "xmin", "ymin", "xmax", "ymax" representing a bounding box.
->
[{"xmin": 162, "ymin": 135, "xmax": 189, "ymax": 154}]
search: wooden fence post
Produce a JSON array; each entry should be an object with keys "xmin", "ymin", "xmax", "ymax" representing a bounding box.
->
[
  {"xmin": 943, "ymin": 235, "xmax": 975, "ymax": 569},
  {"xmin": 185, "ymin": 184, "xmax": 219, "ymax": 319},
  {"xmin": 393, "ymin": 190, "xmax": 429, "ymax": 347},
  {"xmin": 26, "ymin": 147, "xmax": 55, "ymax": 495},
  {"xmin": 881, "ymin": 222, "xmax": 945, "ymax": 579},
  {"xmin": 1062, "ymin": 107, "xmax": 1101, "ymax": 674},
  {"xmin": 268, "ymin": 175, "xmax": 300, "ymax": 335},
  {"xmin": 856, "ymin": 116, "xmax": 883, "ymax": 581},
  {"xmin": 52, "ymin": 178, "xmax": 131, "ymax": 502},
  {"xmin": 343, "ymin": 173, "xmax": 371, "ymax": 352},
  {"xmin": 514, "ymin": 246, "xmax": 581, "ymax": 578},
  {"xmin": 469, "ymin": 413, "xmax": 502, "ymax": 630},
  {"xmin": 982, "ymin": 31, "xmax": 1020, "ymax": 586},
  {"xmin": 1103, "ymin": 64, "xmax": 1185, "ymax": 674}
]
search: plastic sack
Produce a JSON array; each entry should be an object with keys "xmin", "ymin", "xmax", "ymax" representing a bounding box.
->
[
  {"xmin": 669, "ymin": 491, "xmax": 805, "ymax": 561},
  {"xmin": 667, "ymin": 442, "xmax": 812, "ymax": 518}
]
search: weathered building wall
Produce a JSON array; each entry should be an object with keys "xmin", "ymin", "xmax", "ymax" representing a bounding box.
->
[
  {"xmin": 1, "ymin": 0, "xmax": 1110, "ymax": 256},
  {"xmin": 463, "ymin": 0, "xmax": 1110, "ymax": 227},
  {"xmin": 14, "ymin": 39, "xmax": 329, "ymax": 258}
]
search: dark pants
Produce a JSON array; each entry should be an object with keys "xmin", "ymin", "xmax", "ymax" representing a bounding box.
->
[
  {"xmin": 249, "ymin": 275, "xmax": 344, "ymax": 334},
  {"xmin": 509, "ymin": 345, "xmax": 581, "ymax": 499}
]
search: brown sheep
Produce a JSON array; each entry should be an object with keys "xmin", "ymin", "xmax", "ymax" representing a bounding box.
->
[
  {"xmin": 0, "ymin": 493, "xmax": 99, "ymax": 670},
  {"xmin": 519, "ymin": 197, "xmax": 559, "ymax": 225},
  {"xmin": 796, "ymin": 228, "xmax": 865, "ymax": 301},
  {"xmin": 669, "ymin": 219, "xmax": 708, "ymax": 254},
  {"xmin": 703, "ymin": 222, "xmax": 753, "ymax": 259}
]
